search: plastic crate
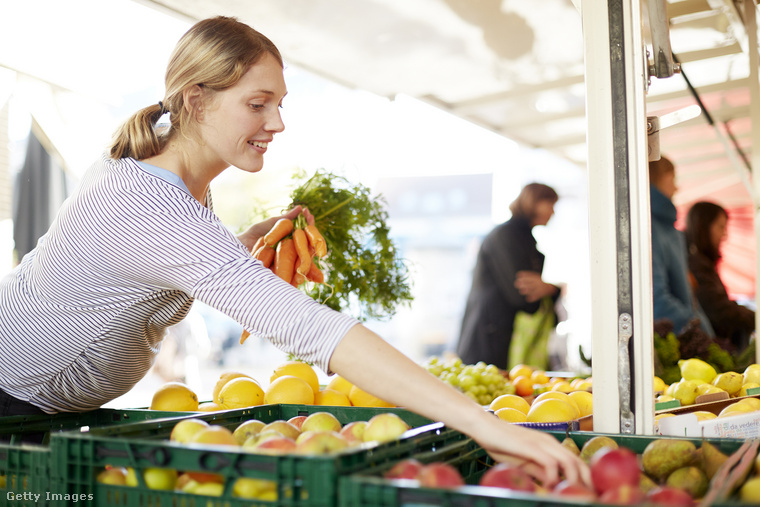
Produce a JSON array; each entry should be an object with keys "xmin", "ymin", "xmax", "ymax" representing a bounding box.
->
[
  {"xmin": 338, "ymin": 430, "xmax": 750, "ymax": 507},
  {"xmin": 0, "ymin": 408, "xmax": 190, "ymax": 507},
  {"xmin": 48, "ymin": 404, "xmax": 466, "ymax": 507}
]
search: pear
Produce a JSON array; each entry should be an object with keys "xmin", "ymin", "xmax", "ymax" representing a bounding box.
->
[
  {"xmin": 666, "ymin": 466, "xmax": 708, "ymax": 499},
  {"xmin": 579, "ymin": 436, "xmax": 618, "ymax": 463},
  {"xmin": 699, "ymin": 441, "xmax": 728, "ymax": 479},
  {"xmin": 561, "ymin": 437, "xmax": 581, "ymax": 456},
  {"xmin": 642, "ymin": 439, "xmax": 697, "ymax": 482},
  {"xmin": 639, "ymin": 473, "xmax": 658, "ymax": 494}
]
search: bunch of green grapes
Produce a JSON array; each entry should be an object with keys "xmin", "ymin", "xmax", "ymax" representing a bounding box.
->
[{"xmin": 422, "ymin": 357, "xmax": 515, "ymax": 405}]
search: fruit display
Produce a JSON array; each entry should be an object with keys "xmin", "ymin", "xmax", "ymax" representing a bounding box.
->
[{"xmin": 342, "ymin": 431, "xmax": 759, "ymax": 506}]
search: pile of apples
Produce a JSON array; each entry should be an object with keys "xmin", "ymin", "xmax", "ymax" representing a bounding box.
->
[{"xmin": 95, "ymin": 411, "xmax": 413, "ymax": 499}]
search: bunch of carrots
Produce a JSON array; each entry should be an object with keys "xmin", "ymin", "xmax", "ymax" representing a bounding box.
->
[{"xmin": 241, "ymin": 212, "xmax": 328, "ymax": 345}]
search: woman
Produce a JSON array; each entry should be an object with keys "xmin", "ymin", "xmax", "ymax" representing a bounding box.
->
[
  {"xmin": 0, "ymin": 17, "xmax": 587, "ymax": 486},
  {"xmin": 686, "ymin": 201, "xmax": 754, "ymax": 350},
  {"xmin": 456, "ymin": 183, "xmax": 561, "ymax": 370}
]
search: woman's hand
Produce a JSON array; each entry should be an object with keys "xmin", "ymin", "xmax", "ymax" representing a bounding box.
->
[
  {"xmin": 515, "ymin": 271, "xmax": 558, "ymax": 303},
  {"xmin": 237, "ymin": 206, "xmax": 315, "ymax": 252}
]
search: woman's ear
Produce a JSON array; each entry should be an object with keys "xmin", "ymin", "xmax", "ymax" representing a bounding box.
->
[{"xmin": 183, "ymin": 84, "xmax": 205, "ymax": 120}]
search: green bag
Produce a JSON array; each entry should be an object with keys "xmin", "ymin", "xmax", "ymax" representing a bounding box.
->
[{"xmin": 508, "ymin": 297, "xmax": 556, "ymax": 370}]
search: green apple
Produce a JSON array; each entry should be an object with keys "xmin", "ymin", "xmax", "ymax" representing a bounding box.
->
[
  {"xmin": 96, "ymin": 467, "xmax": 128, "ymax": 486},
  {"xmin": 232, "ymin": 419, "xmax": 266, "ymax": 445},
  {"xmin": 363, "ymin": 413, "xmax": 410, "ymax": 443},
  {"xmin": 170, "ymin": 418, "xmax": 209, "ymax": 444},
  {"xmin": 301, "ymin": 412, "xmax": 342, "ymax": 433},
  {"xmin": 143, "ymin": 468, "xmax": 178, "ymax": 490}
]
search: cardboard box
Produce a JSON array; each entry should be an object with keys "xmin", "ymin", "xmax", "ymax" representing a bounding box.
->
[{"xmin": 657, "ymin": 409, "xmax": 760, "ymax": 438}]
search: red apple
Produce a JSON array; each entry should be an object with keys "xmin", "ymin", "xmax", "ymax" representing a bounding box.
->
[
  {"xmin": 590, "ymin": 447, "xmax": 641, "ymax": 494},
  {"xmin": 417, "ymin": 463, "xmax": 465, "ymax": 488},
  {"xmin": 384, "ymin": 459, "xmax": 424, "ymax": 480},
  {"xmin": 479, "ymin": 463, "xmax": 536, "ymax": 492},
  {"xmin": 339, "ymin": 421, "xmax": 367, "ymax": 444},
  {"xmin": 598, "ymin": 484, "xmax": 646, "ymax": 505},
  {"xmin": 646, "ymin": 486, "xmax": 695, "ymax": 506},
  {"xmin": 287, "ymin": 415, "xmax": 308, "ymax": 431},
  {"xmin": 552, "ymin": 479, "xmax": 597, "ymax": 501},
  {"xmin": 247, "ymin": 436, "xmax": 297, "ymax": 455}
]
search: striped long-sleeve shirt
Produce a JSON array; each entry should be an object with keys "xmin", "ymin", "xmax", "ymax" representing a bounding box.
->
[{"xmin": 0, "ymin": 155, "xmax": 358, "ymax": 414}]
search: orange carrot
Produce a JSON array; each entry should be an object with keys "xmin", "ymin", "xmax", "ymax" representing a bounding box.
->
[
  {"xmin": 251, "ymin": 236, "xmax": 265, "ymax": 254},
  {"xmin": 306, "ymin": 262, "xmax": 325, "ymax": 284},
  {"xmin": 304, "ymin": 224, "xmax": 327, "ymax": 258},
  {"xmin": 253, "ymin": 245, "xmax": 275, "ymax": 268},
  {"xmin": 240, "ymin": 330, "xmax": 251, "ymax": 344},
  {"xmin": 273, "ymin": 237, "xmax": 297, "ymax": 283},
  {"xmin": 292, "ymin": 228, "xmax": 312, "ymax": 276},
  {"xmin": 264, "ymin": 218, "xmax": 294, "ymax": 247}
]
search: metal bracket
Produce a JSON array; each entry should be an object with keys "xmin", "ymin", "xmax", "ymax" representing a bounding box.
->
[
  {"xmin": 647, "ymin": 104, "xmax": 702, "ymax": 160},
  {"xmin": 618, "ymin": 312, "xmax": 634, "ymax": 434}
]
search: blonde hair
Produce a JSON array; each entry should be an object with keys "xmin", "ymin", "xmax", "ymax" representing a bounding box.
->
[{"xmin": 109, "ymin": 16, "xmax": 283, "ymax": 159}]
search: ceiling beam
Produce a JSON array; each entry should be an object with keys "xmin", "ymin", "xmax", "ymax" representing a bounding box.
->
[
  {"xmin": 451, "ymin": 74, "xmax": 585, "ymax": 111},
  {"xmin": 646, "ymin": 77, "xmax": 749, "ymax": 104},
  {"xmin": 675, "ymin": 42, "xmax": 742, "ymax": 63},
  {"xmin": 666, "ymin": 0, "xmax": 713, "ymax": 19}
]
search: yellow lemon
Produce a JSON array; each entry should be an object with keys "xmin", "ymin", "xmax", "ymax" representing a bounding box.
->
[
  {"xmin": 743, "ymin": 365, "xmax": 760, "ymax": 385},
  {"xmin": 197, "ymin": 402, "xmax": 223, "ymax": 412},
  {"xmin": 325, "ymin": 375, "xmax": 354, "ymax": 397},
  {"xmin": 678, "ymin": 358, "xmax": 717, "ymax": 384},
  {"xmin": 270, "ymin": 361, "xmax": 320, "ymax": 394},
  {"xmin": 739, "ymin": 383, "xmax": 760, "ymax": 397},
  {"xmin": 713, "ymin": 372, "xmax": 744, "ymax": 397},
  {"xmin": 692, "ymin": 411, "xmax": 717, "ymax": 421},
  {"xmin": 264, "ymin": 375, "xmax": 315, "ymax": 405},
  {"xmin": 526, "ymin": 399, "xmax": 578, "ymax": 423},
  {"xmin": 568, "ymin": 391, "xmax": 593, "ymax": 417},
  {"xmin": 697, "ymin": 385, "xmax": 725, "ymax": 397},
  {"xmin": 534, "ymin": 391, "xmax": 580, "ymax": 415},
  {"xmin": 348, "ymin": 385, "xmax": 394, "ymax": 408},
  {"xmin": 736, "ymin": 397, "xmax": 760, "ymax": 410},
  {"xmin": 654, "ymin": 413, "xmax": 675, "ymax": 422},
  {"xmin": 718, "ymin": 402, "xmax": 756, "ymax": 418},
  {"xmin": 313, "ymin": 388, "xmax": 351, "ymax": 406},
  {"xmin": 218, "ymin": 377, "xmax": 265, "ymax": 409},
  {"xmin": 653, "ymin": 376, "xmax": 667, "ymax": 393},
  {"xmin": 495, "ymin": 407, "xmax": 527, "ymax": 423},
  {"xmin": 489, "ymin": 394, "xmax": 531, "ymax": 415},
  {"xmin": 656, "ymin": 394, "xmax": 675, "ymax": 403},
  {"xmin": 212, "ymin": 371, "xmax": 255, "ymax": 405},
  {"xmin": 666, "ymin": 382, "xmax": 678, "ymax": 397},
  {"xmin": 672, "ymin": 379, "xmax": 701, "ymax": 406},
  {"xmin": 150, "ymin": 382, "xmax": 199, "ymax": 411}
]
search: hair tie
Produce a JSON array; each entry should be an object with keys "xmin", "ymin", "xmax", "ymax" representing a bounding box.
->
[{"xmin": 158, "ymin": 101, "xmax": 168, "ymax": 116}]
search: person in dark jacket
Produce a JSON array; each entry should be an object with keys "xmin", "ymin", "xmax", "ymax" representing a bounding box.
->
[
  {"xmin": 686, "ymin": 201, "xmax": 754, "ymax": 350},
  {"xmin": 456, "ymin": 183, "xmax": 561, "ymax": 370},
  {"xmin": 650, "ymin": 156, "xmax": 714, "ymax": 336}
]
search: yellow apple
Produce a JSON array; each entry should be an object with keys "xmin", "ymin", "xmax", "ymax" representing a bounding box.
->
[
  {"xmin": 339, "ymin": 421, "xmax": 367, "ymax": 445},
  {"xmin": 294, "ymin": 431, "xmax": 349, "ymax": 455},
  {"xmin": 143, "ymin": 468, "xmax": 178, "ymax": 490},
  {"xmin": 301, "ymin": 412, "xmax": 342, "ymax": 433},
  {"xmin": 170, "ymin": 418, "xmax": 209, "ymax": 444},
  {"xmin": 232, "ymin": 419, "xmax": 266, "ymax": 445},
  {"xmin": 242, "ymin": 429, "xmax": 285, "ymax": 449},
  {"xmin": 96, "ymin": 467, "xmax": 128, "ymax": 486},
  {"xmin": 362, "ymin": 413, "xmax": 410, "ymax": 443},
  {"xmin": 246, "ymin": 436, "xmax": 297, "ymax": 455},
  {"xmin": 233, "ymin": 478, "xmax": 278, "ymax": 499},
  {"xmin": 189, "ymin": 425, "xmax": 238, "ymax": 447},
  {"xmin": 261, "ymin": 420, "xmax": 301, "ymax": 440}
]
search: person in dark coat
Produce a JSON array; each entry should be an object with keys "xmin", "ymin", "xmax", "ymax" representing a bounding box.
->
[
  {"xmin": 456, "ymin": 183, "xmax": 561, "ymax": 370},
  {"xmin": 686, "ymin": 201, "xmax": 754, "ymax": 351}
]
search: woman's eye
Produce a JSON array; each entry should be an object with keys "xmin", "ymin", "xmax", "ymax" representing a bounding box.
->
[{"xmin": 249, "ymin": 104, "xmax": 265, "ymax": 110}]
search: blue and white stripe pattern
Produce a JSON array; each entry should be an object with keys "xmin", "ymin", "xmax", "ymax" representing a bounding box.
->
[{"xmin": 0, "ymin": 154, "xmax": 358, "ymax": 414}]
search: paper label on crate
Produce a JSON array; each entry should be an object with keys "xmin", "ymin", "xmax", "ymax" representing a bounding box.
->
[{"xmin": 658, "ymin": 411, "xmax": 760, "ymax": 439}]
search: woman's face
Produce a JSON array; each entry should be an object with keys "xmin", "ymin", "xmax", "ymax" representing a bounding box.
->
[
  {"xmin": 531, "ymin": 200, "xmax": 555, "ymax": 227},
  {"xmin": 710, "ymin": 212, "xmax": 728, "ymax": 250},
  {"xmin": 197, "ymin": 52, "xmax": 287, "ymax": 174}
]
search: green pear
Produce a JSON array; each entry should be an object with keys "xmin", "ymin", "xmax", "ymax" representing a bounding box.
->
[
  {"xmin": 579, "ymin": 436, "xmax": 618, "ymax": 463},
  {"xmin": 561, "ymin": 437, "xmax": 581, "ymax": 456},
  {"xmin": 699, "ymin": 441, "xmax": 728, "ymax": 480},
  {"xmin": 666, "ymin": 466, "xmax": 708, "ymax": 498},
  {"xmin": 639, "ymin": 473, "xmax": 658, "ymax": 494},
  {"xmin": 642, "ymin": 439, "xmax": 697, "ymax": 482}
]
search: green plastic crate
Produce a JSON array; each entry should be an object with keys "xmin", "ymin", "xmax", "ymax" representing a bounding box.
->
[
  {"xmin": 48, "ymin": 404, "xmax": 465, "ymax": 507},
  {"xmin": 338, "ymin": 431, "xmax": 750, "ymax": 507},
  {"xmin": 0, "ymin": 408, "xmax": 190, "ymax": 507}
]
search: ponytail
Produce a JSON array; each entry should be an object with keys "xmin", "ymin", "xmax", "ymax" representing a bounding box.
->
[{"xmin": 109, "ymin": 104, "xmax": 167, "ymax": 159}]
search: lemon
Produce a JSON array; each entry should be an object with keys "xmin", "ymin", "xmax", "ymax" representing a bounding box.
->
[
  {"xmin": 264, "ymin": 375, "xmax": 315, "ymax": 405},
  {"xmin": 313, "ymin": 388, "xmax": 351, "ymax": 406},
  {"xmin": 666, "ymin": 382, "xmax": 678, "ymax": 397},
  {"xmin": 495, "ymin": 407, "xmax": 528, "ymax": 423},
  {"xmin": 568, "ymin": 391, "xmax": 593, "ymax": 417},
  {"xmin": 739, "ymin": 383, "xmax": 760, "ymax": 397},
  {"xmin": 653, "ymin": 376, "xmax": 667, "ymax": 393},
  {"xmin": 534, "ymin": 391, "xmax": 580, "ymax": 415},
  {"xmin": 526, "ymin": 399, "xmax": 578, "ymax": 423},
  {"xmin": 719, "ymin": 402, "xmax": 756, "ymax": 418},
  {"xmin": 679, "ymin": 358, "xmax": 718, "ymax": 384},
  {"xmin": 550, "ymin": 382, "xmax": 574, "ymax": 393},
  {"xmin": 271, "ymin": 361, "xmax": 320, "ymax": 394},
  {"xmin": 348, "ymin": 385, "xmax": 394, "ymax": 408},
  {"xmin": 672, "ymin": 379, "xmax": 701, "ymax": 406},
  {"xmin": 712, "ymin": 372, "xmax": 744, "ymax": 397},
  {"xmin": 698, "ymin": 385, "xmax": 725, "ymax": 397},
  {"xmin": 489, "ymin": 394, "xmax": 530, "ymax": 415},
  {"xmin": 743, "ymin": 365, "xmax": 760, "ymax": 385},
  {"xmin": 692, "ymin": 411, "xmax": 717, "ymax": 421},
  {"xmin": 654, "ymin": 413, "xmax": 675, "ymax": 422},
  {"xmin": 212, "ymin": 371, "xmax": 255, "ymax": 405},
  {"xmin": 218, "ymin": 377, "xmax": 265, "ymax": 409},
  {"xmin": 325, "ymin": 375, "xmax": 354, "ymax": 397},
  {"xmin": 150, "ymin": 382, "xmax": 199, "ymax": 411},
  {"xmin": 656, "ymin": 394, "xmax": 675, "ymax": 403},
  {"xmin": 736, "ymin": 397, "xmax": 760, "ymax": 410}
]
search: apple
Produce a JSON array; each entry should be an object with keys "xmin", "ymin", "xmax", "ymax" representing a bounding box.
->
[
  {"xmin": 339, "ymin": 421, "xmax": 367, "ymax": 445},
  {"xmin": 552, "ymin": 480, "xmax": 597, "ymax": 501},
  {"xmin": 96, "ymin": 467, "xmax": 128, "ymax": 486},
  {"xmin": 287, "ymin": 415, "xmax": 308, "ymax": 431},
  {"xmin": 170, "ymin": 418, "xmax": 209, "ymax": 444},
  {"xmin": 362, "ymin": 413, "xmax": 410, "ymax": 443},
  {"xmin": 247, "ymin": 436, "xmax": 298, "ymax": 455},
  {"xmin": 301, "ymin": 412, "xmax": 342, "ymax": 433},
  {"xmin": 479, "ymin": 463, "xmax": 536, "ymax": 492},
  {"xmin": 598, "ymin": 484, "xmax": 646, "ymax": 505},
  {"xmin": 262, "ymin": 420, "xmax": 301, "ymax": 440},
  {"xmin": 233, "ymin": 477, "xmax": 278, "ymax": 499},
  {"xmin": 295, "ymin": 431, "xmax": 350, "ymax": 455},
  {"xmin": 417, "ymin": 463, "xmax": 465, "ymax": 488},
  {"xmin": 646, "ymin": 486, "xmax": 695, "ymax": 506},
  {"xmin": 590, "ymin": 447, "xmax": 641, "ymax": 495},
  {"xmin": 384, "ymin": 459, "xmax": 424, "ymax": 480},
  {"xmin": 143, "ymin": 468, "xmax": 178, "ymax": 490},
  {"xmin": 189, "ymin": 425, "xmax": 238, "ymax": 447},
  {"xmin": 232, "ymin": 419, "xmax": 266, "ymax": 445},
  {"xmin": 192, "ymin": 482, "xmax": 224, "ymax": 496},
  {"xmin": 185, "ymin": 471, "xmax": 225, "ymax": 484}
]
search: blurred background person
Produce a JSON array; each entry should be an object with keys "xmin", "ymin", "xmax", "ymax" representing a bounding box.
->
[
  {"xmin": 649, "ymin": 156, "xmax": 714, "ymax": 336},
  {"xmin": 686, "ymin": 201, "xmax": 754, "ymax": 351},
  {"xmin": 456, "ymin": 183, "xmax": 561, "ymax": 370}
]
